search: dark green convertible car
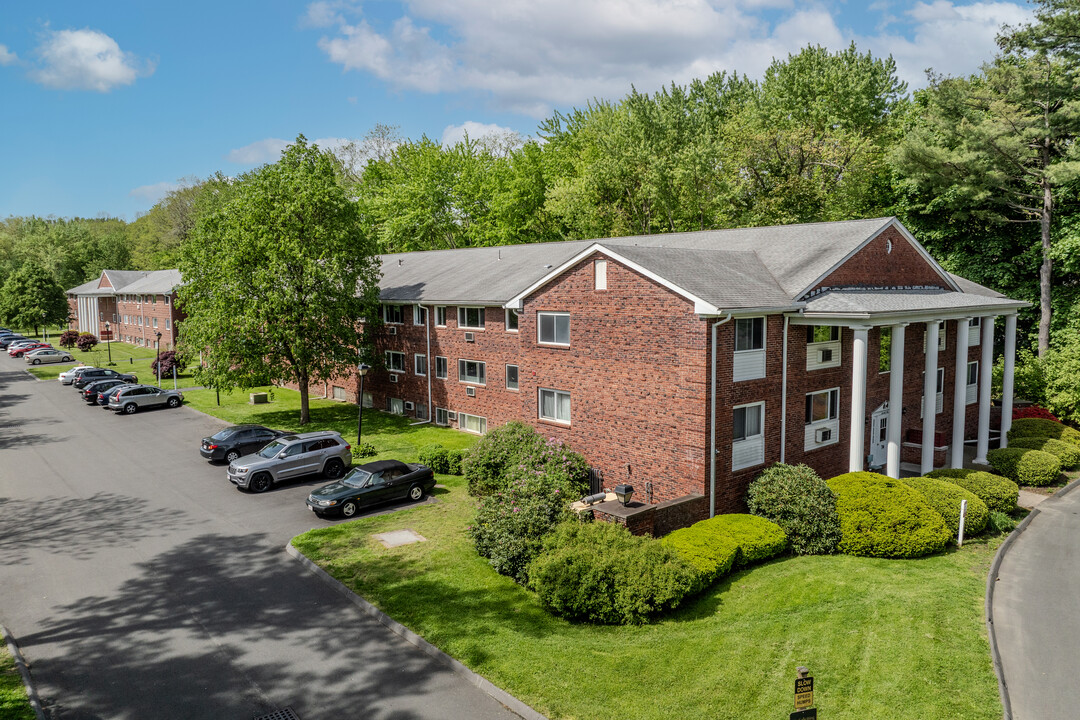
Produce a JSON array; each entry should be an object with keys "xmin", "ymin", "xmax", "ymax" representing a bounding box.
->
[{"xmin": 306, "ymin": 459, "xmax": 436, "ymax": 518}]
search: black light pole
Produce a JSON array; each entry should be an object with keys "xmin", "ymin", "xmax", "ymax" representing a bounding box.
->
[
  {"xmin": 356, "ymin": 364, "xmax": 370, "ymax": 447},
  {"xmin": 104, "ymin": 322, "xmax": 113, "ymax": 365},
  {"xmin": 41, "ymin": 310, "xmax": 46, "ymax": 343},
  {"xmin": 155, "ymin": 331, "xmax": 162, "ymax": 386}
]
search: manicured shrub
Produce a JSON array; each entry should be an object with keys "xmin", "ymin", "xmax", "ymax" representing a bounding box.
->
[
  {"xmin": 746, "ymin": 463, "xmax": 841, "ymax": 555},
  {"xmin": 705, "ymin": 514, "xmax": 788, "ymax": 567},
  {"xmin": 1013, "ymin": 405, "xmax": 1059, "ymax": 422},
  {"xmin": 418, "ymin": 444, "xmax": 449, "ymax": 473},
  {"xmin": 462, "ymin": 421, "xmax": 587, "ymax": 496},
  {"xmin": 1008, "ymin": 436, "xmax": 1080, "ymax": 469},
  {"xmin": 446, "ymin": 449, "xmax": 465, "ymax": 475},
  {"xmin": 1007, "ymin": 418, "xmax": 1080, "ymax": 448},
  {"xmin": 661, "ymin": 524, "xmax": 741, "ymax": 594},
  {"xmin": 150, "ymin": 350, "xmax": 186, "ymax": 378},
  {"xmin": 58, "ymin": 329, "xmax": 79, "ymax": 349},
  {"xmin": 902, "ymin": 477, "xmax": 988, "ymax": 537},
  {"xmin": 76, "ymin": 332, "xmax": 99, "ymax": 352},
  {"xmin": 987, "ymin": 447, "xmax": 1061, "ymax": 487},
  {"xmin": 351, "ymin": 442, "xmax": 377, "ymax": 459},
  {"xmin": 926, "ymin": 469, "xmax": 1019, "ymax": 513},
  {"xmin": 529, "ymin": 521, "xmax": 695, "ymax": 625},
  {"xmin": 826, "ymin": 472, "xmax": 951, "ymax": 558},
  {"xmin": 987, "ymin": 511, "xmax": 1019, "ymax": 535}
]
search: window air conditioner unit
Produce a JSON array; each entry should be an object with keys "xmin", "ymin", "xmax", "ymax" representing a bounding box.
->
[
  {"xmin": 815, "ymin": 427, "xmax": 832, "ymax": 443},
  {"xmin": 404, "ymin": 401, "xmax": 414, "ymax": 411},
  {"xmin": 819, "ymin": 348, "xmax": 833, "ymax": 363},
  {"xmin": 387, "ymin": 326, "xmax": 397, "ymax": 335},
  {"xmin": 464, "ymin": 332, "xmax": 475, "ymax": 343},
  {"xmin": 389, "ymin": 374, "xmax": 399, "ymax": 383},
  {"xmin": 466, "ymin": 386, "xmax": 476, "ymax": 397},
  {"xmin": 448, "ymin": 411, "xmax": 457, "ymax": 421}
]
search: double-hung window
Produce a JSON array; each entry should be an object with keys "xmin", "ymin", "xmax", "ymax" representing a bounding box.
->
[
  {"xmin": 505, "ymin": 309, "xmax": 519, "ymax": 332},
  {"xmin": 435, "ymin": 356, "xmax": 448, "ymax": 379},
  {"xmin": 414, "ymin": 353, "xmax": 427, "ymax": 376},
  {"xmin": 732, "ymin": 402, "xmax": 765, "ymax": 470},
  {"xmin": 805, "ymin": 388, "xmax": 840, "ymax": 450},
  {"xmin": 383, "ymin": 304, "xmax": 404, "ymax": 324},
  {"xmin": 921, "ymin": 367, "xmax": 945, "ymax": 416},
  {"xmin": 966, "ymin": 361, "xmax": 978, "ymax": 404},
  {"xmin": 458, "ymin": 359, "xmax": 486, "ymax": 385},
  {"xmin": 435, "ymin": 306, "xmax": 447, "ymax": 327},
  {"xmin": 806, "ymin": 325, "xmax": 841, "ymax": 370},
  {"xmin": 968, "ymin": 316, "xmax": 982, "ymax": 346},
  {"xmin": 458, "ymin": 307, "xmax": 485, "ymax": 329},
  {"xmin": 539, "ymin": 388, "xmax": 570, "ymax": 424},
  {"xmin": 538, "ymin": 312, "xmax": 570, "ymax": 346},
  {"xmin": 923, "ymin": 321, "xmax": 946, "ymax": 352},
  {"xmin": 413, "ymin": 305, "xmax": 427, "ymax": 326},
  {"xmin": 459, "ymin": 413, "xmax": 487, "ymax": 434},
  {"xmin": 385, "ymin": 351, "xmax": 406, "ymax": 373},
  {"xmin": 505, "ymin": 364, "xmax": 519, "ymax": 390},
  {"xmin": 733, "ymin": 317, "xmax": 766, "ymax": 381},
  {"xmin": 435, "ymin": 407, "xmax": 449, "ymax": 426}
]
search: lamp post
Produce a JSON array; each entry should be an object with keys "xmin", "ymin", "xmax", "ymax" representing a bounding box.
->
[
  {"xmin": 104, "ymin": 322, "xmax": 113, "ymax": 365},
  {"xmin": 356, "ymin": 364, "xmax": 371, "ymax": 447},
  {"xmin": 155, "ymin": 331, "xmax": 162, "ymax": 386},
  {"xmin": 41, "ymin": 310, "xmax": 47, "ymax": 343}
]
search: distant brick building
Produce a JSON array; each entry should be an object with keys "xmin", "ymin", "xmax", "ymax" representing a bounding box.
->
[{"xmin": 66, "ymin": 269, "xmax": 184, "ymax": 350}]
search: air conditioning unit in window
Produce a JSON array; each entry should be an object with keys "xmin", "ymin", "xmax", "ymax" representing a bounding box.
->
[
  {"xmin": 387, "ymin": 326, "xmax": 397, "ymax": 335},
  {"xmin": 389, "ymin": 374, "xmax": 399, "ymax": 383},
  {"xmin": 448, "ymin": 411, "xmax": 457, "ymax": 421},
  {"xmin": 466, "ymin": 386, "xmax": 476, "ymax": 397},
  {"xmin": 404, "ymin": 401, "xmax": 414, "ymax": 411},
  {"xmin": 815, "ymin": 427, "xmax": 832, "ymax": 443},
  {"xmin": 819, "ymin": 348, "xmax": 833, "ymax": 363},
  {"xmin": 464, "ymin": 332, "xmax": 475, "ymax": 343}
]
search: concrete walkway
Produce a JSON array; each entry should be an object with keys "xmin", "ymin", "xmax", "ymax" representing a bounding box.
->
[{"xmin": 989, "ymin": 480, "xmax": 1080, "ymax": 720}]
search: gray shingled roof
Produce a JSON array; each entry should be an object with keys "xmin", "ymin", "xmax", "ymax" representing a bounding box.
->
[
  {"xmin": 803, "ymin": 288, "xmax": 1025, "ymax": 317},
  {"xmin": 67, "ymin": 269, "xmax": 180, "ymax": 295},
  {"xmin": 121, "ymin": 269, "xmax": 183, "ymax": 294}
]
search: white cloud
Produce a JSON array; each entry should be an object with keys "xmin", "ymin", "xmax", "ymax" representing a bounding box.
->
[
  {"xmin": 307, "ymin": 0, "xmax": 1030, "ymax": 116},
  {"xmin": 0, "ymin": 44, "xmax": 17, "ymax": 66},
  {"xmin": 226, "ymin": 136, "xmax": 359, "ymax": 164},
  {"xmin": 441, "ymin": 121, "xmax": 518, "ymax": 146},
  {"xmin": 30, "ymin": 29, "xmax": 152, "ymax": 91},
  {"xmin": 129, "ymin": 181, "xmax": 180, "ymax": 203}
]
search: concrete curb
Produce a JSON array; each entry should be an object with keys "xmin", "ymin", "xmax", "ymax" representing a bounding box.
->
[
  {"xmin": 1, "ymin": 623, "xmax": 47, "ymax": 720},
  {"xmin": 285, "ymin": 542, "xmax": 547, "ymax": 720},
  {"xmin": 986, "ymin": 477, "xmax": 1080, "ymax": 720}
]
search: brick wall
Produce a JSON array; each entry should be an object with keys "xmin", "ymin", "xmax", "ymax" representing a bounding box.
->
[
  {"xmin": 809, "ymin": 226, "xmax": 951, "ymax": 294},
  {"xmin": 114, "ymin": 292, "xmax": 183, "ymax": 350}
]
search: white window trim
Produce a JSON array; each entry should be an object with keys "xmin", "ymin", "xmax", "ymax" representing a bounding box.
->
[
  {"xmin": 458, "ymin": 359, "xmax": 486, "ymax": 386},
  {"xmin": 734, "ymin": 316, "xmax": 766, "ymax": 353},
  {"xmin": 435, "ymin": 407, "xmax": 449, "ymax": 426},
  {"xmin": 732, "ymin": 401, "xmax": 766, "ymax": 471},
  {"xmin": 923, "ymin": 322, "xmax": 946, "ymax": 352},
  {"xmin": 457, "ymin": 306, "xmax": 486, "ymax": 330},
  {"xmin": 435, "ymin": 355, "xmax": 448, "ymax": 380},
  {"xmin": 383, "ymin": 304, "xmax": 404, "ymax": 324},
  {"xmin": 966, "ymin": 361, "xmax": 978, "ymax": 405},
  {"xmin": 385, "ymin": 350, "xmax": 406, "ymax": 373},
  {"xmin": 921, "ymin": 367, "xmax": 946, "ymax": 416},
  {"xmin": 594, "ymin": 258, "xmax": 608, "ymax": 290},
  {"xmin": 435, "ymin": 306, "xmax": 447, "ymax": 327},
  {"xmin": 413, "ymin": 305, "xmax": 427, "ymax": 326},
  {"xmin": 414, "ymin": 353, "xmax": 427, "ymax": 376},
  {"xmin": 504, "ymin": 308, "xmax": 519, "ymax": 333},
  {"xmin": 537, "ymin": 311, "xmax": 570, "ymax": 347},
  {"xmin": 805, "ymin": 387, "xmax": 840, "ymax": 425},
  {"xmin": 459, "ymin": 412, "xmax": 487, "ymax": 435},
  {"xmin": 538, "ymin": 387, "xmax": 571, "ymax": 425},
  {"xmin": 506, "ymin": 364, "xmax": 519, "ymax": 391}
]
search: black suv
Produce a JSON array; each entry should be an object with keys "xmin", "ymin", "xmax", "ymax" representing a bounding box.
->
[
  {"xmin": 81, "ymin": 378, "xmax": 132, "ymax": 404},
  {"xmin": 72, "ymin": 368, "xmax": 138, "ymax": 389},
  {"xmin": 200, "ymin": 425, "xmax": 286, "ymax": 463}
]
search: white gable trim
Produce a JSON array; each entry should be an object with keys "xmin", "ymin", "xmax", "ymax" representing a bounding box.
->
[
  {"xmin": 795, "ymin": 218, "xmax": 961, "ymax": 300},
  {"xmin": 503, "ymin": 243, "xmax": 721, "ymax": 315}
]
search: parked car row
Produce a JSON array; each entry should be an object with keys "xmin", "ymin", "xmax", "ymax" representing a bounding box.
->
[
  {"xmin": 53, "ymin": 365, "xmax": 184, "ymax": 414},
  {"xmin": 1, "ymin": 330, "xmax": 76, "ymax": 364}
]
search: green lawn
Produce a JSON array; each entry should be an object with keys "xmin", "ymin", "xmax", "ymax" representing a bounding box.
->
[
  {"xmin": 21, "ymin": 334, "xmax": 196, "ymax": 386},
  {"xmin": 183, "ymin": 386, "xmax": 477, "ymax": 460},
  {"xmin": 293, "ymin": 474, "xmax": 1005, "ymax": 720},
  {"xmin": 0, "ymin": 644, "xmax": 34, "ymax": 720}
]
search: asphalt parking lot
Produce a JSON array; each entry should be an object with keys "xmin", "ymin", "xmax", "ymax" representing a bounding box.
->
[{"xmin": 0, "ymin": 359, "xmax": 520, "ymax": 719}]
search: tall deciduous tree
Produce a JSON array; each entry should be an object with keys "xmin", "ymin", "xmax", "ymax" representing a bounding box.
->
[
  {"xmin": 896, "ymin": 8, "xmax": 1080, "ymax": 354},
  {"xmin": 178, "ymin": 136, "xmax": 382, "ymax": 424},
  {"xmin": 0, "ymin": 261, "xmax": 70, "ymax": 334}
]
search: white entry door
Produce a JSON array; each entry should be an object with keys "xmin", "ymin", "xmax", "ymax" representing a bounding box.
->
[{"xmin": 869, "ymin": 403, "xmax": 889, "ymax": 469}]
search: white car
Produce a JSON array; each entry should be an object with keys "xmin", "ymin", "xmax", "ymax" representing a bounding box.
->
[
  {"xmin": 25, "ymin": 348, "xmax": 75, "ymax": 365},
  {"xmin": 59, "ymin": 366, "xmax": 97, "ymax": 384}
]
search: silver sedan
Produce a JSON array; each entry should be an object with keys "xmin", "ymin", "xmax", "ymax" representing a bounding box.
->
[{"xmin": 25, "ymin": 348, "xmax": 75, "ymax": 365}]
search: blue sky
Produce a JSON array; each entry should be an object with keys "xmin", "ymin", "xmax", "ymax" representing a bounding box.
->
[{"xmin": 0, "ymin": 0, "xmax": 1032, "ymax": 220}]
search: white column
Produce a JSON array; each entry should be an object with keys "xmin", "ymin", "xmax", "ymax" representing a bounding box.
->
[
  {"xmin": 849, "ymin": 327, "xmax": 869, "ymax": 472},
  {"xmin": 886, "ymin": 323, "xmax": 907, "ymax": 479},
  {"xmin": 1000, "ymin": 314, "xmax": 1017, "ymax": 448},
  {"xmin": 921, "ymin": 321, "xmax": 940, "ymax": 475},
  {"xmin": 974, "ymin": 315, "xmax": 996, "ymax": 464},
  {"xmin": 951, "ymin": 317, "xmax": 971, "ymax": 469}
]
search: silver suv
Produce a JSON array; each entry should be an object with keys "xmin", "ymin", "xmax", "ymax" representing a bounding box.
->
[
  {"xmin": 107, "ymin": 385, "xmax": 185, "ymax": 414},
  {"xmin": 228, "ymin": 431, "xmax": 351, "ymax": 493}
]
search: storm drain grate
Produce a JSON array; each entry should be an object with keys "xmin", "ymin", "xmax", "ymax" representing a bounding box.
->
[{"xmin": 253, "ymin": 708, "xmax": 301, "ymax": 720}]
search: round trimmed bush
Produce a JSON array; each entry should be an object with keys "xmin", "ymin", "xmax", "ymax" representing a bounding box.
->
[
  {"xmin": 661, "ymin": 525, "xmax": 741, "ymax": 594},
  {"xmin": 446, "ymin": 449, "xmax": 465, "ymax": 475},
  {"xmin": 1008, "ymin": 418, "xmax": 1080, "ymax": 448},
  {"xmin": 418, "ymin": 444, "xmax": 449, "ymax": 473},
  {"xmin": 1008, "ymin": 437, "xmax": 1080, "ymax": 469},
  {"xmin": 529, "ymin": 521, "xmax": 695, "ymax": 625},
  {"xmin": 986, "ymin": 447, "xmax": 1061, "ymax": 487},
  {"xmin": 901, "ymin": 477, "xmax": 988, "ymax": 537},
  {"xmin": 747, "ymin": 463, "xmax": 841, "ymax": 555},
  {"xmin": 825, "ymin": 472, "xmax": 951, "ymax": 558},
  {"xmin": 926, "ymin": 469, "xmax": 1019, "ymax": 513},
  {"xmin": 705, "ymin": 514, "xmax": 788, "ymax": 567}
]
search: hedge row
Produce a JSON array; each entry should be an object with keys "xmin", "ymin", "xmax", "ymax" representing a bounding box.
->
[
  {"xmin": 986, "ymin": 447, "xmax": 1061, "ymax": 487},
  {"xmin": 1007, "ymin": 418, "xmax": 1080, "ymax": 448},
  {"xmin": 660, "ymin": 524, "xmax": 740, "ymax": 594},
  {"xmin": 900, "ymin": 477, "xmax": 988, "ymax": 536},
  {"xmin": 417, "ymin": 444, "xmax": 466, "ymax": 474},
  {"xmin": 925, "ymin": 468, "xmax": 1019, "ymax": 513},
  {"xmin": 1008, "ymin": 436, "xmax": 1080, "ymax": 469}
]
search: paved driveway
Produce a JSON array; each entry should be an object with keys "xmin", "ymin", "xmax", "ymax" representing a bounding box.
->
[
  {"xmin": 0, "ymin": 361, "xmax": 520, "ymax": 720},
  {"xmin": 992, "ymin": 482, "xmax": 1080, "ymax": 720}
]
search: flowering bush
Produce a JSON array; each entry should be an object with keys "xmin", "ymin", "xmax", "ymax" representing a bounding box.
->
[
  {"xmin": 463, "ymin": 421, "xmax": 589, "ymax": 496},
  {"xmin": 150, "ymin": 350, "xmax": 187, "ymax": 378},
  {"xmin": 58, "ymin": 330, "xmax": 79, "ymax": 349},
  {"xmin": 75, "ymin": 333, "xmax": 99, "ymax": 352},
  {"xmin": 1013, "ymin": 405, "xmax": 1059, "ymax": 422}
]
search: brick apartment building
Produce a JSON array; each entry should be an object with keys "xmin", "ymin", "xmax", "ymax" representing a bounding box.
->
[
  {"xmin": 66, "ymin": 269, "xmax": 184, "ymax": 350},
  {"xmin": 65, "ymin": 217, "xmax": 1026, "ymax": 517}
]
